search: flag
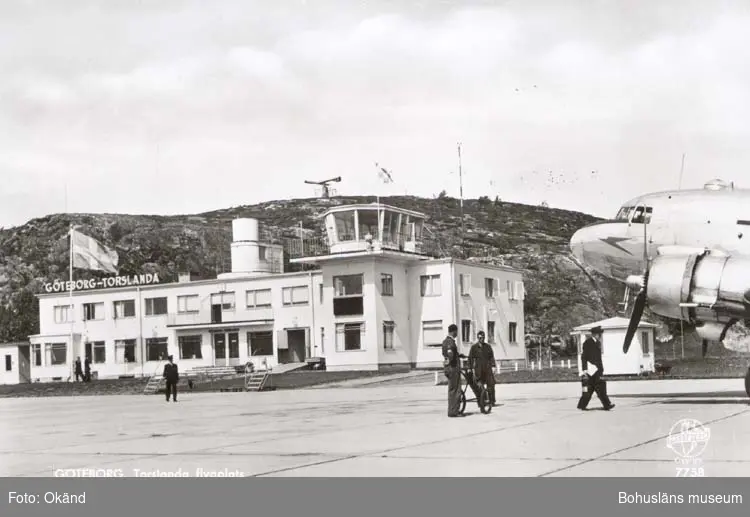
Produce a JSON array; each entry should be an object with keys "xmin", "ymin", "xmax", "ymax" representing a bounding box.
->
[
  {"xmin": 375, "ymin": 162, "xmax": 394, "ymax": 184},
  {"xmin": 71, "ymin": 229, "xmax": 119, "ymax": 274}
]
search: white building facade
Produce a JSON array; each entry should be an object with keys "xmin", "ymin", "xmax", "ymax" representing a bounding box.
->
[
  {"xmin": 20, "ymin": 203, "xmax": 526, "ymax": 383},
  {"xmin": 572, "ymin": 317, "xmax": 657, "ymax": 376}
]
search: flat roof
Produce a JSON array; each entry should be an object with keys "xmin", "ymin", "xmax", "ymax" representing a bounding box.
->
[{"xmin": 36, "ymin": 270, "xmax": 323, "ymax": 299}]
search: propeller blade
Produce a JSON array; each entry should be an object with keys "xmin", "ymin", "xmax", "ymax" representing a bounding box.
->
[
  {"xmin": 623, "ymin": 290, "xmax": 646, "ymax": 353},
  {"xmin": 702, "ymin": 339, "xmax": 708, "ymax": 358}
]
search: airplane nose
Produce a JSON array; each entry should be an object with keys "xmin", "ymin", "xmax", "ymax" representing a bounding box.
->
[{"xmin": 570, "ymin": 228, "xmax": 586, "ymax": 261}]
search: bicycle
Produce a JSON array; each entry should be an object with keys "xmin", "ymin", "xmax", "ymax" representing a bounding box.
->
[{"xmin": 457, "ymin": 356, "xmax": 492, "ymax": 415}]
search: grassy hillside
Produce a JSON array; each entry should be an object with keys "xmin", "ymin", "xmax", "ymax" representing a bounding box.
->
[{"xmin": 0, "ymin": 193, "xmax": 742, "ymax": 363}]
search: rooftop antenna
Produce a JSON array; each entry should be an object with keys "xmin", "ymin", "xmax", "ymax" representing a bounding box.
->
[
  {"xmin": 304, "ymin": 177, "xmax": 341, "ymax": 198},
  {"xmin": 678, "ymin": 152, "xmax": 686, "ymax": 190},
  {"xmin": 458, "ymin": 142, "xmax": 465, "ymax": 257}
]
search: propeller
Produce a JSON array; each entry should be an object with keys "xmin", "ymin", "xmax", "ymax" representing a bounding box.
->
[{"xmin": 623, "ymin": 215, "xmax": 650, "ymax": 354}]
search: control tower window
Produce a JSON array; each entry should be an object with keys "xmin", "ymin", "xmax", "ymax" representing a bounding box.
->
[{"xmin": 631, "ymin": 206, "xmax": 652, "ymax": 224}]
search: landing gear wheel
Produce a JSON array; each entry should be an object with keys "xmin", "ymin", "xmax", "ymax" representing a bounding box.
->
[
  {"xmin": 745, "ymin": 368, "xmax": 750, "ymax": 399},
  {"xmin": 458, "ymin": 392, "xmax": 467, "ymax": 415},
  {"xmin": 479, "ymin": 388, "xmax": 492, "ymax": 414}
]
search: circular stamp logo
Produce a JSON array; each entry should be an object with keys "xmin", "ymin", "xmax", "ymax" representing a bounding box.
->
[{"xmin": 666, "ymin": 418, "xmax": 710, "ymax": 461}]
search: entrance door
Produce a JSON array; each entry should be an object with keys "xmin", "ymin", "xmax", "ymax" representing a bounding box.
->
[
  {"xmin": 17, "ymin": 345, "xmax": 31, "ymax": 383},
  {"xmin": 287, "ymin": 329, "xmax": 308, "ymax": 363},
  {"xmin": 213, "ymin": 332, "xmax": 240, "ymax": 367},
  {"xmin": 227, "ymin": 332, "xmax": 240, "ymax": 366},
  {"xmin": 213, "ymin": 333, "xmax": 227, "ymax": 366}
]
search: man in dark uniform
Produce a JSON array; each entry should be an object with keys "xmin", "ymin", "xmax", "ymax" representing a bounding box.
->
[
  {"xmin": 74, "ymin": 357, "xmax": 84, "ymax": 382},
  {"xmin": 442, "ymin": 324, "xmax": 462, "ymax": 417},
  {"xmin": 84, "ymin": 357, "xmax": 91, "ymax": 382},
  {"xmin": 468, "ymin": 330, "xmax": 497, "ymax": 406},
  {"xmin": 577, "ymin": 326, "xmax": 615, "ymax": 411},
  {"xmin": 163, "ymin": 355, "xmax": 179, "ymax": 402}
]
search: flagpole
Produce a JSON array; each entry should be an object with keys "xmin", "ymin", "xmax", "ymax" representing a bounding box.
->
[{"xmin": 69, "ymin": 224, "xmax": 74, "ymax": 381}]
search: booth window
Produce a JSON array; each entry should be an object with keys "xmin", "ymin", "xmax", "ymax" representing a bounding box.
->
[{"xmin": 333, "ymin": 274, "xmax": 363, "ymax": 316}]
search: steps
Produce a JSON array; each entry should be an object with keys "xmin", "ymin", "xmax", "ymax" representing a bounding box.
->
[
  {"xmin": 143, "ymin": 375, "xmax": 165, "ymax": 395},
  {"xmin": 245, "ymin": 371, "xmax": 269, "ymax": 392}
]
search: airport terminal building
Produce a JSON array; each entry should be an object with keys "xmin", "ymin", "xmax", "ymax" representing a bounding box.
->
[{"xmin": 2, "ymin": 203, "xmax": 526, "ymax": 383}]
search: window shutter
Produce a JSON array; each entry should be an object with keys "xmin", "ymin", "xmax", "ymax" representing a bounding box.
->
[
  {"xmin": 517, "ymin": 281, "xmax": 525, "ymax": 301},
  {"xmin": 494, "ymin": 278, "xmax": 500, "ymax": 298}
]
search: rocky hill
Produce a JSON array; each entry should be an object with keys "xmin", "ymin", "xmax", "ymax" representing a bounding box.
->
[{"xmin": 0, "ymin": 194, "xmax": 629, "ymax": 344}]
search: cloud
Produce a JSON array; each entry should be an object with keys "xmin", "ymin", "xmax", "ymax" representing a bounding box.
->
[{"xmin": 3, "ymin": 1, "xmax": 750, "ymax": 227}]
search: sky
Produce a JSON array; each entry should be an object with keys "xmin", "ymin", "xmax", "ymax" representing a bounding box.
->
[{"xmin": 2, "ymin": 0, "xmax": 750, "ymax": 228}]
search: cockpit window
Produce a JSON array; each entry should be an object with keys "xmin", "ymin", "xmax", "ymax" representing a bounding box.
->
[
  {"xmin": 615, "ymin": 206, "xmax": 633, "ymax": 221},
  {"xmin": 631, "ymin": 206, "xmax": 652, "ymax": 224}
]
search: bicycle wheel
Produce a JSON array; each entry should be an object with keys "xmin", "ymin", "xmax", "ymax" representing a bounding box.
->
[
  {"xmin": 479, "ymin": 387, "xmax": 492, "ymax": 414},
  {"xmin": 458, "ymin": 391, "xmax": 467, "ymax": 415}
]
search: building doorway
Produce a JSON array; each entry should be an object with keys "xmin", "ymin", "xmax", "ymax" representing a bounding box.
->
[
  {"xmin": 212, "ymin": 331, "xmax": 240, "ymax": 366},
  {"xmin": 17, "ymin": 345, "xmax": 31, "ymax": 383},
  {"xmin": 277, "ymin": 328, "xmax": 309, "ymax": 364}
]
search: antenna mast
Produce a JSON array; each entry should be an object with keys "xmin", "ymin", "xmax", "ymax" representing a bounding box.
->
[
  {"xmin": 458, "ymin": 142, "xmax": 465, "ymax": 257},
  {"xmin": 678, "ymin": 152, "xmax": 686, "ymax": 190}
]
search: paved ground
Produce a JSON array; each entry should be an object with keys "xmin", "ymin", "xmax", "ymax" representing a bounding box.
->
[{"xmin": 1, "ymin": 378, "xmax": 748, "ymax": 477}]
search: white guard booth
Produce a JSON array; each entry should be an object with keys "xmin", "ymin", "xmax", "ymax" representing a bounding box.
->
[{"xmin": 572, "ymin": 317, "xmax": 657, "ymax": 376}]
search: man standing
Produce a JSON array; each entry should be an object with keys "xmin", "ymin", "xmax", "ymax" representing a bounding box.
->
[
  {"xmin": 577, "ymin": 326, "xmax": 614, "ymax": 411},
  {"xmin": 469, "ymin": 330, "xmax": 497, "ymax": 406},
  {"xmin": 442, "ymin": 324, "xmax": 462, "ymax": 417},
  {"xmin": 163, "ymin": 355, "xmax": 179, "ymax": 402},
  {"xmin": 84, "ymin": 357, "xmax": 91, "ymax": 382},
  {"xmin": 74, "ymin": 357, "xmax": 84, "ymax": 382}
]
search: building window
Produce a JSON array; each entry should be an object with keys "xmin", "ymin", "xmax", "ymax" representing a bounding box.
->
[
  {"xmin": 229, "ymin": 333, "xmax": 239, "ymax": 359},
  {"xmin": 336, "ymin": 322, "xmax": 364, "ymax": 351},
  {"xmin": 248, "ymin": 331, "xmax": 273, "ymax": 356},
  {"xmin": 146, "ymin": 337, "xmax": 168, "ymax": 361},
  {"xmin": 211, "ymin": 292, "xmax": 235, "ymax": 311},
  {"xmin": 381, "ymin": 274, "xmax": 393, "ymax": 296},
  {"xmin": 333, "ymin": 274, "xmax": 363, "ymax": 316},
  {"xmin": 53, "ymin": 304, "xmax": 72, "ymax": 324},
  {"xmin": 460, "ymin": 274, "xmax": 471, "ymax": 296},
  {"xmin": 258, "ymin": 245, "xmax": 267, "ymax": 261},
  {"xmin": 145, "ymin": 297, "xmax": 168, "ymax": 316},
  {"xmin": 177, "ymin": 295, "xmax": 199, "ymax": 313},
  {"xmin": 420, "ymin": 274, "xmax": 441, "ymax": 296},
  {"xmin": 641, "ymin": 331, "xmax": 650, "ymax": 356},
  {"xmin": 508, "ymin": 322, "xmax": 517, "ymax": 344},
  {"xmin": 113, "ymin": 300, "xmax": 135, "ymax": 319},
  {"xmin": 82, "ymin": 302, "xmax": 104, "ymax": 321},
  {"xmin": 5, "ymin": 355, "xmax": 11, "ymax": 371},
  {"xmin": 333, "ymin": 211, "xmax": 356, "ymax": 241},
  {"xmin": 383, "ymin": 321, "xmax": 395, "ymax": 350},
  {"xmin": 282, "ymin": 285, "xmax": 309, "ymax": 306},
  {"xmin": 422, "ymin": 320, "xmax": 444, "ymax": 348},
  {"xmin": 461, "ymin": 319, "xmax": 472, "ymax": 343},
  {"xmin": 45, "ymin": 343, "xmax": 67, "ymax": 366},
  {"xmin": 115, "ymin": 339, "xmax": 136, "ymax": 363},
  {"xmin": 487, "ymin": 321, "xmax": 496, "ymax": 344},
  {"xmin": 85, "ymin": 341, "xmax": 106, "ymax": 364},
  {"xmin": 507, "ymin": 281, "xmax": 524, "ymax": 301},
  {"xmin": 246, "ymin": 289, "xmax": 272, "ymax": 309},
  {"xmin": 32, "ymin": 344, "xmax": 41, "ymax": 366},
  {"xmin": 485, "ymin": 278, "xmax": 498, "ymax": 298},
  {"xmin": 177, "ymin": 335, "xmax": 202, "ymax": 359}
]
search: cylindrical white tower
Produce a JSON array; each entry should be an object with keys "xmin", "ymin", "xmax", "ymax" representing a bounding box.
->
[{"xmin": 227, "ymin": 217, "xmax": 274, "ymax": 276}]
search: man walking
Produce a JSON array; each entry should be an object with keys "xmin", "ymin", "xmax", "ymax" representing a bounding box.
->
[
  {"xmin": 469, "ymin": 330, "xmax": 497, "ymax": 406},
  {"xmin": 577, "ymin": 326, "xmax": 614, "ymax": 411},
  {"xmin": 442, "ymin": 324, "xmax": 463, "ymax": 417},
  {"xmin": 163, "ymin": 355, "xmax": 179, "ymax": 402}
]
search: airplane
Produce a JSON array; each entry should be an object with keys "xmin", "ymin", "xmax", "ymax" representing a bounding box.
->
[{"xmin": 569, "ymin": 178, "xmax": 750, "ymax": 398}]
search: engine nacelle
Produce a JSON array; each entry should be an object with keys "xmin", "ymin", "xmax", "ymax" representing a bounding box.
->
[{"xmin": 647, "ymin": 249, "xmax": 750, "ymax": 324}]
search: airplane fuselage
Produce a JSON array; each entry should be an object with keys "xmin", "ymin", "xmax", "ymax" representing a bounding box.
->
[{"xmin": 570, "ymin": 184, "xmax": 750, "ymax": 283}]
